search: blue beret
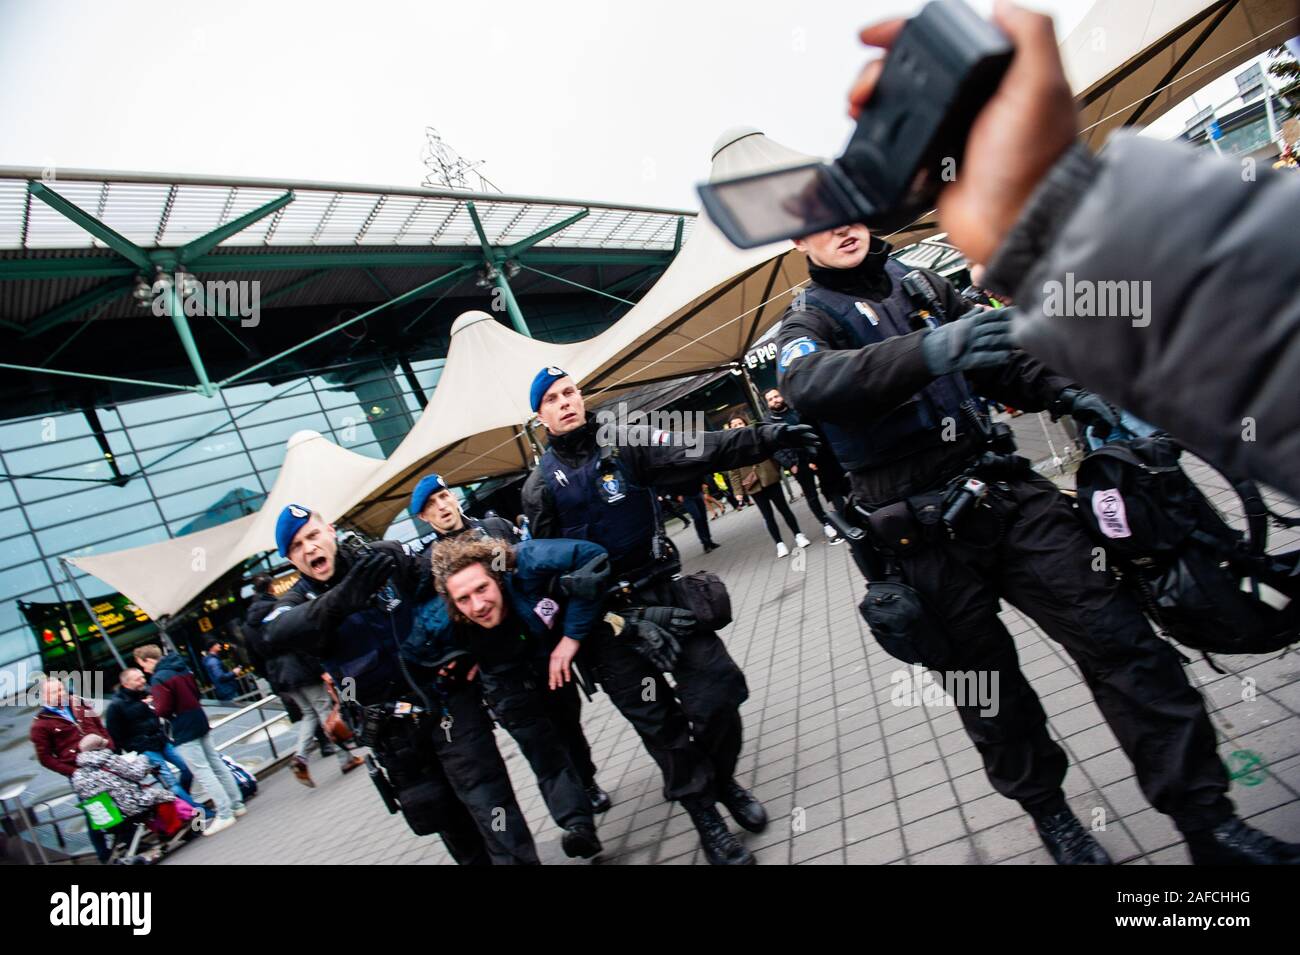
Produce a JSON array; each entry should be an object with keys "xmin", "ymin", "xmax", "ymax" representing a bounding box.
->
[
  {"xmin": 275, "ymin": 503, "xmax": 313, "ymax": 558},
  {"xmin": 529, "ymin": 366, "xmax": 569, "ymax": 413},
  {"xmin": 409, "ymin": 473, "xmax": 450, "ymax": 518}
]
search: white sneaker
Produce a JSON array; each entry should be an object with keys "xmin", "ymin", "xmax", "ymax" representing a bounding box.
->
[
  {"xmin": 202, "ymin": 815, "xmax": 237, "ymax": 837},
  {"xmin": 233, "ymin": 806, "xmax": 248, "ymax": 817},
  {"xmin": 824, "ymin": 524, "xmax": 843, "ymax": 545},
  {"xmin": 776, "ymin": 542, "xmax": 790, "ymax": 559},
  {"xmin": 794, "ymin": 532, "xmax": 812, "ymax": 548}
]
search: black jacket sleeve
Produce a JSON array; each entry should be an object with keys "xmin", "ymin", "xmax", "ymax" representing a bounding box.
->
[
  {"xmin": 775, "ymin": 305, "xmax": 934, "ymax": 424},
  {"xmin": 616, "ymin": 424, "xmax": 774, "ymax": 488},
  {"xmin": 261, "ymin": 541, "xmax": 417, "ymax": 659},
  {"xmin": 776, "ymin": 273, "xmax": 1073, "ymax": 421},
  {"xmin": 521, "ymin": 468, "xmax": 558, "ymax": 540}
]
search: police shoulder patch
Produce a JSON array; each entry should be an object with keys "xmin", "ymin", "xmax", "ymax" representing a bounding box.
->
[{"xmin": 778, "ymin": 337, "xmax": 818, "ymax": 370}]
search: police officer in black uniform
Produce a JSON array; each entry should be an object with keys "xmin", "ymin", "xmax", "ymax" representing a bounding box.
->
[
  {"xmin": 410, "ymin": 473, "xmax": 517, "ymax": 550},
  {"xmin": 260, "ymin": 503, "xmax": 540, "ymax": 865},
  {"xmin": 521, "ymin": 367, "xmax": 820, "ymax": 865},
  {"xmin": 408, "ymin": 472, "xmax": 612, "ymax": 815},
  {"xmin": 775, "ymin": 223, "xmax": 1300, "ymax": 865}
]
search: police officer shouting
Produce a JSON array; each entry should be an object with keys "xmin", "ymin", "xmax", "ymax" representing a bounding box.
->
[
  {"xmin": 775, "ymin": 224, "xmax": 1300, "ymax": 865},
  {"xmin": 409, "ymin": 536, "xmax": 620, "ymax": 860},
  {"xmin": 261, "ymin": 504, "xmax": 540, "ymax": 865},
  {"xmin": 521, "ymin": 367, "xmax": 819, "ymax": 864},
  {"xmin": 409, "ymin": 473, "xmax": 612, "ymax": 815}
]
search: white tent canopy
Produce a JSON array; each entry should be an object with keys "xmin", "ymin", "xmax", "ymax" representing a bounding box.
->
[
  {"xmin": 1062, "ymin": 0, "xmax": 1297, "ymax": 149},
  {"xmin": 66, "ymin": 430, "xmax": 385, "ymax": 620},
  {"xmin": 65, "ymin": 514, "xmax": 257, "ymax": 623},
  {"xmin": 345, "ymin": 127, "xmax": 822, "ymax": 535},
  {"xmin": 344, "ymin": 311, "xmax": 582, "ymax": 533}
]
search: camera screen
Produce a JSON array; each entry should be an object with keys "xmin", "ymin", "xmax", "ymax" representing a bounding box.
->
[{"xmin": 705, "ymin": 163, "xmax": 848, "ymax": 245}]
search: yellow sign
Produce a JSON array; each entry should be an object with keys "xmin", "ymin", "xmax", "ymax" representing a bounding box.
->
[{"xmin": 197, "ymin": 616, "xmax": 213, "ymax": 633}]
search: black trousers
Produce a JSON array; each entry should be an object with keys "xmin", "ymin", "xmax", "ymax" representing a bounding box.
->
[
  {"xmin": 379, "ymin": 681, "xmax": 539, "ymax": 864},
  {"xmin": 793, "ymin": 467, "xmax": 829, "ymax": 524},
  {"xmin": 479, "ymin": 662, "xmax": 595, "ymax": 831},
  {"xmin": 868, "ymin": 474, "xmax": 1232, "ymax": 834},
  {"xmin": 751, "ymin": 483, "xmax": 802, "ymax": 544},
  {"xmin": 681, "ymin": 493, "xmax": 715, "ymax": 547},
  {"xmin": 794, "ymin": 466, "xmax": 846, "ymax": 525},
  {"xmin": 582, "ymin": 581, "xmax": 749, "ymax": 803}
]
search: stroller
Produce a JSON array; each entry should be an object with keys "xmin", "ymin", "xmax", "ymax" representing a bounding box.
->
[{"xmin": 74, "ymin": 748, "xmax": 201, "ymax": 864}]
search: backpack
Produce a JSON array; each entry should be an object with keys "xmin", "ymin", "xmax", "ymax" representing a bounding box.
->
[
  {"xmin": 1074, "ymin": 429, "xmax": 1300, "ymax": 659},
  {"xmin": 220, "ymin": 754, "xmax": 258, "ymax": 800}
]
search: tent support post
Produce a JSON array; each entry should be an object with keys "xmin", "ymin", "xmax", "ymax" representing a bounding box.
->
[{"xmin": 59, "ymin": 558, "xmax": 128, "ymax": 670}]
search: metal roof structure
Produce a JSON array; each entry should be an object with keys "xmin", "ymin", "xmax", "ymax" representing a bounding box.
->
[
  {"xmin": 0, "ymin": 167, "xmax": 695, "ymax": 405},
  {"xmin": 0, "ymin": 168, "xmax": 692, "ymax": 253}
]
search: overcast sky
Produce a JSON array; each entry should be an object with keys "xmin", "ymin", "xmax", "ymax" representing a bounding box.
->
[{"xmin": 0, "ymin": 0, "xmax": 1273, "ymax": 211}]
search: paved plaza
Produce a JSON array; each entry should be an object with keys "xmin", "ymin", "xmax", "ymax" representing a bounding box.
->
[{"xmin": 168, "ymin": 421, "xmax": 1300, "ymax": 866}]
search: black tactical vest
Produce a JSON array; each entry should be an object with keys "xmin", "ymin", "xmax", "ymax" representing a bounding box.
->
[
  {"xmin": 539, "ymin": 443, "xmax": 658, "ymax": 578},
  {"xmin": 802, "ymin": 260, "xmax": 975, "ymax": 472}
]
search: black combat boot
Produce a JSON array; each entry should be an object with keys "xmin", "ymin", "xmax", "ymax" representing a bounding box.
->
[
  {"xmin": 719, "ymin": 779, "xmax": 768, "ymax": 833},
  {"xmin": 1186, "ymin": 818, "xmax": 1300, "ymax": 865},
  {"xmin": 1031, "ymin": 808, "xmax": 1113, "ymax": 864},
  {"xmin": 586, "ymin": 783, "xmax": 612, "ymax": 814},
  {"xmin": 561, "ymin": 823, "xmax": 602, "ymax": 859},
  {"xmin": 683, "ymin": 797, "xmax": 755, "ymax": 865}
]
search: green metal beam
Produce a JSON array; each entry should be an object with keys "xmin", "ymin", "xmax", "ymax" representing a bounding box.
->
[
  {"xmin": 28, "ymin": 181, "xmax": 153, "ymax": 271},
  {"xmin": 493, "ymin": 272, "xmax": 531, "ymax": 337},
  {"xmin": 0, "ymin": 260, "xmax": 136, "ymax": 281},
  {"xmin": 0, "ymin": 361, "xmax": 202, "ymax": 392},
  {"xmin": 466, "ymin": 201, "xmax": 530, "ymax": 335},
  {"xmin": 41, "ymin": 301, "xmax": 111, "ymax": 366},
  {"xmin": 0, "ymin": 249, "xmax": 673, "ymax": 280},
  {"xmin": 465, "ymin": 201, "xmax": 495, "ymax": 263},
  {"xmin": 673, "ymin": 216, "xmax": 685, "ymax": 254},
  {"xmin": 166, "ymin": 283, "xmax": 216, "ymax": 396},
  {"xmin": 175, "ymin": 191, "xmax": 294, "ymax": 263},
  {"xmin": 22, "ymin": 278, "xmax": 132, "ymax": 339},
  {"xmin": 218, "ymin": 266, "xmax": 474, "ymax": 387},
  {"xmin": 517, "ymin": 264, "xmax": 635, "ymax": 306},
  {"xmin": 604, "ymin": 264, "xmax": 663, "ymax": 295},
  {"xmin": 503, "ymin": 209, "xmax": 589, "ymax": 258},
  {"xmin": 363, "ymin": 268, "xmax": 393, "ymax": 298}
]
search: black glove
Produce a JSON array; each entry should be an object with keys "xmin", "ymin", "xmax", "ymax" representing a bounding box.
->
[
  {"xmin": 1051, "ymin": 387, "xmax": 1119, "ymax": 438},
  {"xmin": 558, "ymin": 553, "xmax": 611, "ymax": 602},
  {"xmin": 758, "ymin": 423, "xmax": 821, "ymax": 456},
  {"xmin": 620, "ymin": 606, "xmax": 696, "ymax": 672},
  {"xmin": 920, "ymin": 307, "xmax": 1016, "ymax": 375},
  {"xmin": 327, "ymin": 551, "xmax": 396, "ymax": 616}
]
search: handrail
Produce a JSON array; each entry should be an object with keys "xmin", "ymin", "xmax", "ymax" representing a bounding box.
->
[{"xmin": 5, "ymin": 691, "xmax": 294, "ymax": 864}]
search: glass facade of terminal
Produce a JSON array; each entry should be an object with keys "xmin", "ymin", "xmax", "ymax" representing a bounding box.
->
[
  {"xmin": 0, "ymin": 356, "xmax": 452, "ymax": 677},
  {"xmin": 0, "ymin": 295, "xmax": 635, "ymax": 683}
]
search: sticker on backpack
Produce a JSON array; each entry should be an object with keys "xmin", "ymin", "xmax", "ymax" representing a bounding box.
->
[{"xmin": 1092, "ymin": 488, "xmax": 1132, "ymax": 539}]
